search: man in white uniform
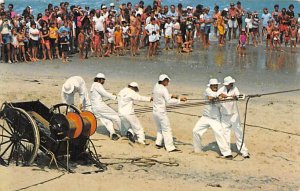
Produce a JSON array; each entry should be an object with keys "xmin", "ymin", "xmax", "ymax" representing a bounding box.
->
[
  {"xmin": 90, "ymin": 73, "xmax": 121, "ymax": 140},
  {"xmin": 118, "ymin": 82, "xmax": 152, "ymax": 144},
  {"xmin": 61, "ymin": 76, "xmax": 91, "ymax": 111},
  {"xmin": 193, "ymin": 79, "xmax": 233, "ymax": 159},
  {"xmin": 152, "ymin": 74, "xmax": 187, "ymax": 152},
  {"xmin": 218, "ymin": 76, "xmax": 250, "ymax": 158}
]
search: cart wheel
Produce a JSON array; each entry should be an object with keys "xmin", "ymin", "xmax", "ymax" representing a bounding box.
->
[
  {"xmin": 0, "ymin": 107, "xmax": 40, "ymax": 166},
  {"xmin": 50, "ymin": 103, "xmax": 81, "ymax": 115}
]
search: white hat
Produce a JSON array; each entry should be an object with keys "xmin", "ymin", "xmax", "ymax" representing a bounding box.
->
[
  {"xmin": 62, "ymin": 81, "xmax": 74, "ymax": 94},
  {"xmin": 223, "ymin": 8, "xmax": 228, "ymax": 11},
  {"xmin": 0, "ymin": 0, "xmax": 4, "ymax": 4},
  {"xmin": 129, "ymin": 82, "xmax": 139, "ymax": 88},
  {"xmin": 187, "ymin": 6, "xmax": 193, "ymax": 10},
  {"xmin": 95, "ymin": 73, "xmax": 106, "ymax": 79},
  {"xmin": 110, "ymin": 3, "xmax": 114, "ymax": 7},
  {"xmin": 102, "ymin": 5, "xmax": 107, "ymax": 9},
  {"xmin": 223, "ymin": 76, "xmax": 236, "ymax": 85},
  {"xmin": 159, "ymin": 74, "xmax": 171, "ymax": 81},
  {"xmin": 207, "ymin": 78, "xmax": 220, "ymax": 87}
]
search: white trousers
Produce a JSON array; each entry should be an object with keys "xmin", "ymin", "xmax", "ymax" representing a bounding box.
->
[
  {"xmin": 61, "ymin": 92, "xmax": 91, "ymax": 111},
  {"xmin": 193, "ymin": 116, "xmax": 232, "ymax": 156},
  {"xmin": 92, "ymin": 104, "xmax": 121, "ymax": 137},
  {"xmin": 153, "ymin": 112, "xmax": 176, "ymax": 151},
  {"xmin": 221, "ymin": 113, "xmax": 249, "ymax": 156},
  {"xmin": 228, "ymin": 19, "xmax": 238, "ymax": 28},
  {"xmin": 120, "ymin": 114, "xmax": 145, "ymax": 142}
]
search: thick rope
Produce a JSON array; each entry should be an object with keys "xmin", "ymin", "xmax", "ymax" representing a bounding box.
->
[
  {"xmin": 232, "ymin": 88, "xmax": 300, "ymax": 159},
  {"xmin": 14, "ymin": 172, "xmax": 65, "ymax": 191},
  {"xmin": 246, "ymin": 88, "xmax": 300, "ymax": 98},
  {"xmin": 100, "ymin": 155, "xmax": 179, "ymax": 167},
  {"xmin": 232, "ymin": 97, "xmax": 251, "ymax": 159}
]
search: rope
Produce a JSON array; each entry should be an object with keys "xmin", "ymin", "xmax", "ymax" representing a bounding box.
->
[
  {"xmin": 133, "ymin": 88, "xmax": 300, "ymax": 115},
  {"xmin": 168, "ymin": 111, "xmax": 200, "ymax": 117},
  {"xmin": 163, "ymin": 111, "xmax": 300, "ymax": 137},
  {"xmin": 136, "ymin": 88, "xmax": 300, "ymax": 160},
  {"xmin": 134, "ymin": 99, "xmax": 237, "ymax": 114},
  {"xmin": 47, "ymin": 150, "xmax": 59, "ymax": 169},
  {"xmin": 14, "ymin": 172, "xmax": 65, "ymax": 191},
  {"xmin": 232, "ymin": 88, "xmax": 300, "ymax": 159},
  {"xmin": 244, "ymin": 123, "xmax": 300, "ymax": 137},
  {"xmin": 232, "ymin": 96, "xmax": 251, "ymax": 159},
  {"xmin": 247, "ymin": 88, "xmax": 300, "ymax": 98},
  {"xmin": 100, "ymin": 155, "xmax": 179, "ymax": 167}
]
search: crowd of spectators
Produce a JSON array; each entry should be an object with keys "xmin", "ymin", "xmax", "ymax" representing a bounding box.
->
[{"xmin": 0, "ymin": 1, "xmax": 299, "ymax": 63}]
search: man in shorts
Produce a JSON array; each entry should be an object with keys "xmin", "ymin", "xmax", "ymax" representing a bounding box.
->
[
  {"xmin": 203, "ymin": 8, "xmax": 213, "ymax": 48},
  {"xmin": 261, "ymin": 8, "xmax": 272, "ymax": 41},
  {"xmin": 236, "ymin": 1, "xmax": 245, "ymax": 35},
  {"xmin": 228, "ymin": 2, "xmax": 239, "ymax": 40}
]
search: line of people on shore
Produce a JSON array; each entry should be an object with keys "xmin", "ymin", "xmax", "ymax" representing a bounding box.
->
[
  {"xmin": 0, "ymin": 1, "xmax": 299, "ymax": 63},
  {"xmin": 61, "ymin": 74, "xmax": 249, "ymax": 159}
]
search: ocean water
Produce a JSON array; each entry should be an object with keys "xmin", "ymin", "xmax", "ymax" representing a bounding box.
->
[{"xmin": 5, "ymin": 0, "xmax": 300, "ymax": 16}]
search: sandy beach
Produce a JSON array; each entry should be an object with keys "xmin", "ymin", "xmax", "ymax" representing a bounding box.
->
[{"xmin": 0, "ymin": 44, "xmax": 300, "ymax": 191}]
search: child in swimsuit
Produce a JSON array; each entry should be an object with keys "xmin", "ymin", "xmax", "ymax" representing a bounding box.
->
[
  {"xmin": 128, "ymin": 21, "xmax": 138, "ymax": 56},
  {"xmin": 266, "ymin": 21, "xmax": 273, "ymax": 51},
  {"xmin": 239, "ymin": 29, "xmax": 247, "ymax": 56},
  {"xmin": 122, "ymin": 21, "xmax": 129, "ymax": 50},
  {"xmin": 217, "ymin": 15, "xmax": 225, "ymax": 46},
  {"xmin": 176, "ymin": 31, "xmax": 183, "ymax": 53},
  {"xmin": 114, "ymin": 25, "xmax": 124, "ymax": 56},
  {"xmin": 17, "ymin": 28, "xmax": 28, "ymax": 62},
  {"xmin": 284, "ymin": 27, "xmax": 290, "ymax": 47},
  {"xmin": 11, "ymin": 28, "xmax": 19, "ymax": 63},
  {"xmin": 78, "ymin": 28, "xmax": 85, "ymax": 59},
  {"xmin": 272, "ymin": 27, "xmax": 282, "ymax": 51},
  {"xmin": 93, "ymin": 30, "xmax": 102, "ymax": 58},
  {"xmin": 290, "ymin": 25, "xmax": 297, "ymax": 52}
]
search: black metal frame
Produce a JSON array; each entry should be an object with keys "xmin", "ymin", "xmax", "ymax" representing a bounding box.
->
[{"xmin": 0, "ymin": 100, "xmax": 106, "ymax": 172}]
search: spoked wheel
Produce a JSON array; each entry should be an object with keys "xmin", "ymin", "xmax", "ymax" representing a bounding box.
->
[
  {"xmin": 0, "ymin": 107, "xmax": 40, "ymax": 166},
  {"xmin": 50, "ymin": 103, "xmax": 81, "ymax": 115}
]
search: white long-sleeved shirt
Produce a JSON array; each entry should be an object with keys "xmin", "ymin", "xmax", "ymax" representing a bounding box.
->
[
  {"xmin": 202, "ymin": 87, "xmax": 221, "ymax": 119},
  {"xmin": 118, "ymin": 87, "xmax": 151, "ymax": 115},
  {"xmin": 217, "ymin": 86, "xmax": 240, "ymax": 115},
  {"xmin": 62, "ymin": 76, "xmax": 89, "ymax": 104},
  {"xmin": 90, "ymin": 82, "xmax": 116, "ymax": 106},
  {"xmin": 152, "ymin": 83, "xmax": 180, "ymax": 113}
]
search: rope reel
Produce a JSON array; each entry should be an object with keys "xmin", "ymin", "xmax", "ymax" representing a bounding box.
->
[
  {"xmin": 66, "ymin": 112, "xmax": 83, "ymax": 139},
  {"xmin": 80, "ymin": 111, "xmax": 97, "ymax": 137},
  {"xmin": 49, "ymin": 110, "xmax": 97, "ymax": 140},
  {"xmin": 49, "ymin": 113, "xmax": 71, "ymax": 140}
]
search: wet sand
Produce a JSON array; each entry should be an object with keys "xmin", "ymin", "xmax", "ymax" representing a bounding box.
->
[{"xmin": 0, "ymin": 42, "xmax": 299, "ymax": 190}]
